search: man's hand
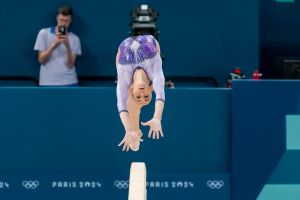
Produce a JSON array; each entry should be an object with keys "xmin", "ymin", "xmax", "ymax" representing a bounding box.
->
[
  {"xmin": 61, "ymin": 35, "xmax": 70, "ymax": 48},
  {"xmin": 55, "ymin": 34, "xmax": 70, "ymax": 48},
  {"xmin": 141, "ymin": 118, "xmax": 164, "ymax": 139}
]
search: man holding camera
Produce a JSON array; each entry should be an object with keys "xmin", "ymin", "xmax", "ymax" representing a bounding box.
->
[{"xmin": 34, "ymin": 5, "xmax": 81, "ymax": 86}]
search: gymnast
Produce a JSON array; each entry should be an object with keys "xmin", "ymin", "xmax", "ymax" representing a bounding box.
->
[{"xmin": 116, "ymin": 34, "xmax": 165, "ymax": 152}]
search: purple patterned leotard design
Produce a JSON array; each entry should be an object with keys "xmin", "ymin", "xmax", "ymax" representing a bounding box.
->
[
  {"xmin": 116, "ymin": 35, "xmax": 165, "ymax": 113},
  {"xmin": 118, "ymin": 35, "xmax": 158, "ymax": 65}
]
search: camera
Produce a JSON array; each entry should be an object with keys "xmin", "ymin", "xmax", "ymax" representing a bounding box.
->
[
  {"xmin": 58, "ymin": 26, "xmax": 66, "ymax": 35},
  {"xmin": 130, "ymin": 4, "xmax": 159, "ymax": 39}
]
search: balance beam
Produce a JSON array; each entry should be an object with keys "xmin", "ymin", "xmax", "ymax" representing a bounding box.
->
[{"xmin": 128, "ymin": 162, "xmax": 147, "ymax": 200}]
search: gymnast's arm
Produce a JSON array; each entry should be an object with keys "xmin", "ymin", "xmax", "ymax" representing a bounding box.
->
[
  {"xmin": 141, "ymin": 51, "xmax": 165, "ymax": 139},
  {"xmin": 153, "ymin": 100, "xmax": 164, "ymax": 121},
  {"xmin": 116, "ymin": 49, "xmax": 132, "ymax": 132},
  {"xmin": 152, "ymin": 39, "xmax": 164, "ymax": 121},
  {"xmin": 152, "ymin": 49, "xmax": 165, "ymax": 121},
  {"xmin": 152, "ymin": 65, "xmax": 165, "ymax": 129},
  {"xmin": 116, "ymin": 50, "xmax": 142, "ymax": 151}
]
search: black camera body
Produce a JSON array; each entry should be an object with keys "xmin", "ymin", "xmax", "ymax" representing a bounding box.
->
[
  {"xmin": 58, "ymin": 26, "xmax": 66, "ymax": 35},
  {"xmin": 130, "ymin": 4, "xmax": 159, "ymax": 39}
]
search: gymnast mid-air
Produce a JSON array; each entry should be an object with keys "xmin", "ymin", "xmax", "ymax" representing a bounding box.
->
[{"xmin": 116, "ymin": 34, "xmax": 165, "ymax": 151}]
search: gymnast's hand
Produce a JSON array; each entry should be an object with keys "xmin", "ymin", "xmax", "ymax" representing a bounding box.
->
[
  {"xmin": 141, "ymin": 118, "xmax": 164, "ymax": 139},
  {"xmin": 118, "ymin": 130, "xmax": 142, "ymax": 152}
]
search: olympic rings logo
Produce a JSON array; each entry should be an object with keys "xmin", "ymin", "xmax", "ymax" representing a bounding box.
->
[
  {"xmin": 22, "ymin": 180, "xmax": 39, "ymax": 189},
  {"xmin": 114, "ymin": 180, "xmax": 129, "ymax": 189},
  {"xmin": 206, "ymin": 180, "xmax": 224, "ymax": 189}
]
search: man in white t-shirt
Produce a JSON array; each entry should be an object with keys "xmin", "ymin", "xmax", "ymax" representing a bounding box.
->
[{"xmin": 34, "ymin": 5, "xmax": 81, "ymax": 86}]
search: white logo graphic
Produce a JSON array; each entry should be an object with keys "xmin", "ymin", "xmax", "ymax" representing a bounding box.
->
[
  {"xmin": 22, "ymin": 180, "xmax": 39, "ymax": 189},
  {"xmin": 206, "ymin": 180, "xmax": 224, "ymax": 189},
  {"xmin": 0, "ymin": 182, "xmax": 9, "ymax": 189},
  {"xmin": 52, "ymin": 181, "xmax": 102, "ymax": 189},
  {"xmin": 146, "ymin": 181, "xmax": 194, "ymax": 189},
  {"xmin": 114, "ymin": 180, "xmax": 129, "ymax": 189}
]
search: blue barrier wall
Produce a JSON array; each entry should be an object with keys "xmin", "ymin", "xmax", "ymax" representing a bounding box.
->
[
  {"xmin": 0, "ymin": 87, "xmax": 231, "ymax": 199},
  {"xmin": 2, "ymin": 80, "xmax": 300, "ymax": 199},
  {"xmin": 0, "ymin": 87, "xmax": 231, "ymax": 173},
  {"xmin": 231, "ymin": 80, "xmax": 300, "ymax": 200},
  {"xmin": 0, "ymin": 0, "xmax": 258, "ymax": 85}
]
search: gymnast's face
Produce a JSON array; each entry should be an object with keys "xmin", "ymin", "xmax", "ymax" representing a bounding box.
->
[{"xmin": 131, "ymin": 83, "xmax": 153, "ymax": 106}]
